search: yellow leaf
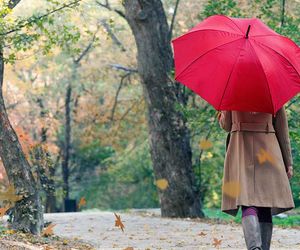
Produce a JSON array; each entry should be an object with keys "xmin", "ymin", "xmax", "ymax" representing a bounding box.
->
[
  {"xmin": 199, "ymin": 139, "xmax": 213, "ymax": 150},
  {"xmin": 155, "ymin": 178, "xmax": 168, "ymax": 190},
  {"xmin": 256, "ymin": 148, "xmax": 276, "ymax": 165},
  {"xmin": 222, "ymin": 181, "xmax": 241, "ymax": 198}
]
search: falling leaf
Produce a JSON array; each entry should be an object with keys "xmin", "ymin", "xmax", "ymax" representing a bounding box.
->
[
  {"xmin": 256, "ymin": 148, "xmax": 276, "ymax": 165},
  {"xmin": 198, "ymin": 231, "xmax": 207, "ymax": 236},
  {"xmin": 42, "ymin": 223, "xmax": 56, "ymax": 236},
  {"xmin": 199, "ymin": 139, "xmax": 213, "ymax": 150},
  {"xmin": 0, "ymin": 183, "xmax": 24, "ymax": 204},
  {"xmin": 0, "ymin": 204, "xmax": 11, "ymax": 217},
  {"xmin": 212, "ymin": 237, "xmax": 222, "ymax": 248},
  {"xmin": 114, "ymin": 212, "xmax": 125, "ymax": 232},
  {"xmin": 78, "ymin": 197, "xmax": 86, "ymax": 208},
  {"xmin": 222, "ymin": 181, "xmax": 241, "ymax": 198},
  {"xmin": 155, "ymin": 178, "xmax": 168, "ymax": 190}
]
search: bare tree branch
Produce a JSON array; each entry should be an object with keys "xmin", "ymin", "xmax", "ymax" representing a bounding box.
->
[
  {"xmin": 99, "ymin": 19, "xmax": 126, "ymax": 52},
  {"xmin": 96, "ymin": 0, "xmax": 126, "ymax": 19}
]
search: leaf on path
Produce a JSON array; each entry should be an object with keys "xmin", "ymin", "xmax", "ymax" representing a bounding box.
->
[
  {"xmin": 199, "ymin": 139, "xmax": 213, "ymax": 150},
  {"xmin": 155, "ymin": 178, "xmax": 168, "ymax": 190},
  {"xmin": 42, "ymin": 223, "xmax": 56, "ymax": 236},
  {"xmin": 212, "ymin": 237, "xmax": 222, "ymax": 248},
  {"xmin": 78, "ymin": 197, "xmax": 86, "ymax": 208},
  {"xmin": 114, "ymin": 212, "xmax": 125, "ymax": 232},
  {"xmin": 123, "ymin": 247, "xmax": 134, "ymax": 250},
  {"xmin": 198, "ymin": 231, "xmax": 207, "ymax": 236},
  {"xmin": 0, "ymin": 204, "xmax": 11, "ymax": 217}
]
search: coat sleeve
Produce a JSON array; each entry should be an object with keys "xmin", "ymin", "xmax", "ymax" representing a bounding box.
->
[
  {"xmin": 218, "ymin": 111, "xmax": 232, "ymax": 132},
  {"xmin": 273, "ymin": 106, "xmax": 293, "ymax": 171}
]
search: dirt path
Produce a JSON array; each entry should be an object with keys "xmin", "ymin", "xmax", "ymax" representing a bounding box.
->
[{"xmin": 36, "ymin": 208, "xmax": 300, "ymax": 250}]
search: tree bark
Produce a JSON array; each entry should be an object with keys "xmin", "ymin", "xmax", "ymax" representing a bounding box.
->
[
  {"xmin": 0, "ymin": 51, "xmax": 43, "ymax": 234},
  {"xmin": 124, "ymin": 0, "xmax": 204, "ymax": 217}
]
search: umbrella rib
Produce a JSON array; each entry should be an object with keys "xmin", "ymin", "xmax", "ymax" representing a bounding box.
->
[
  {"xmin": 218, "ymin": 41, "xmax": 245, "ymax": 111},
  {"xmin": 175, "ymin": 38, "xmax": 244, "ymax": 80},
  {"xmin": 248, "ymin": 41, "xmax": 275, "ymax": 115},
  {"xmin": 251, "ymin": 39, "xmax": 300, "ymax": 80}
]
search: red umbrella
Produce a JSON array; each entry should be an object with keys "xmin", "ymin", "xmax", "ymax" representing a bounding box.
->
[{"xmin": 171, "ymin": 14, "xmax": 300, "ymax": 116}]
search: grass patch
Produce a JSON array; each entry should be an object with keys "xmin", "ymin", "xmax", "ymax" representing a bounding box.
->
[{"xmin": 203, "ymin": 207, "xmax": 300, "ymax": 227}]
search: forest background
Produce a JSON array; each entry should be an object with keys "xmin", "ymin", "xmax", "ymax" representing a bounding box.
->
[{"xmin": 1, "ymin": 0, "xmax": 300, "ymax": 224}]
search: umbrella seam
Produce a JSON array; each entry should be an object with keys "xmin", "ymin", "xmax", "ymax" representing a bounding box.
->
[
  {"xmin": 171, "ymin": 29, "xmax": 242, "ymax": 42},
  {"xmin": 175, "ymin": 38, "xmax": 244, "ymax": 80},
  {"xmin": 218, "ymin": 40, "xmax": 245, "ymax": 110},
  {"xmin": 218, "ymin": 14, "xmax": 244, "ymax": 34},
  {"xmin": 248, "ymin": 40, "xmax": 275, "ymax": 115},
  {"xmin": 251, "ymin": 39, "xmax": 300, "ymax": 80}
]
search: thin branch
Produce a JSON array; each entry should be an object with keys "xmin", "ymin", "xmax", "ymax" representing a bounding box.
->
[
  {"xmin": 118, "ymin": 97, "xmax": 143, "ymax": 122},
  {"xmin": 7, "ymin": 0, "xmax": 22, "ymax": 10},
  {"xmin": 109, "ymin": 63, "xmax": 138, "ymax": 73},
  {"xmin": 281, "ymin": 0, "xmax": 286, "ymax": 27},
  {"xmin": 110, "ymin": 72, "xmax": 130, "ymax": 122},
  {"xmin": 96, "ymin": 0, "xmax": 126, "ymax": 19},
  {"xmin": 1, "ymin": 0, "xmax": 82, "ymax": 36},
  {"xmin": 168, "ymin": 0, "xmax": 180, "ymax": 40},
  {"xmin": 99, "ymin": 19, "xmax": 126, "ymax": 52},
  {"xmin": 74, "ymin": 24, "xmax": 101, "ymax": 64}
]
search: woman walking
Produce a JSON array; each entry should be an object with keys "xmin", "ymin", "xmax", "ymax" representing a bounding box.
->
[{"xmin": 218, "ymin": 106, "xmax": 294, "ymax": 250}]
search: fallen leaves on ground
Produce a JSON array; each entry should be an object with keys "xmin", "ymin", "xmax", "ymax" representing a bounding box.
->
[{"xmin": 0, "ymin": 225, "xmax": 95, "ymax": 250}]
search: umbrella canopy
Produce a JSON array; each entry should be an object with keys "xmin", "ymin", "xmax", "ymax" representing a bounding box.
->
[{"xmin": 171, "ymin": 14, "xmax": 300, "ymax": 116}]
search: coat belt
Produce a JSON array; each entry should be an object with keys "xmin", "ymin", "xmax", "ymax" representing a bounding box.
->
[{"xmin": 230, "ymin": 122, "xmax": 275, "ymax": 133}]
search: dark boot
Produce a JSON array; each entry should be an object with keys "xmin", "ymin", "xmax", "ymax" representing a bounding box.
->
[
  {"xmin": 259, "ymin": 222, "xmax": 273, "ymax": 250},
  {"xmin": 242, "ymin": 215, "xmax": 263, "ymax": 250}
]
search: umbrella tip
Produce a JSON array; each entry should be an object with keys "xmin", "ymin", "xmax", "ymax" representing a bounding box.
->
[{"xmin": 245, "ymin": 24, "xmax": 251, "ymax": 38}]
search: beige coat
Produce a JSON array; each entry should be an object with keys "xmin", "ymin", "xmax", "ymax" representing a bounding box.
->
[{"xmin": 218, "ymin": 106, "xmax": 295, "ymax": 216}]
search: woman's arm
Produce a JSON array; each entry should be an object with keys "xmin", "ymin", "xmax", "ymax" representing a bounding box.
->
[
  {"xmin": 218, "ymin": 111, "xmax": 232, "ymax": 132},
  {"xmin": 273, "ymin": 106, "xmax": 293, "ymax": 172}
]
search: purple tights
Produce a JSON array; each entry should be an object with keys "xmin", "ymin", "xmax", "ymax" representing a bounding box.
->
[{"xmin": 241, "ymin": 205, "xmax": 272, "ymax": 223}]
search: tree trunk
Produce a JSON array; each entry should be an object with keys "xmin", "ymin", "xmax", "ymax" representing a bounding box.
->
[
  {"xmin": 62, "ymin": 82, "xmax": 71, "ymax": 202},
  {"xmin": 124, "ymin": 0, "xmax": 204, "ymax": 217},
  {"xmin": 0, "ymin": 51, "xmax": 43, "ymax": 234},
  {"xmin": 37, "ymin": 98, "xmax": 57, "ymax": 213}
]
